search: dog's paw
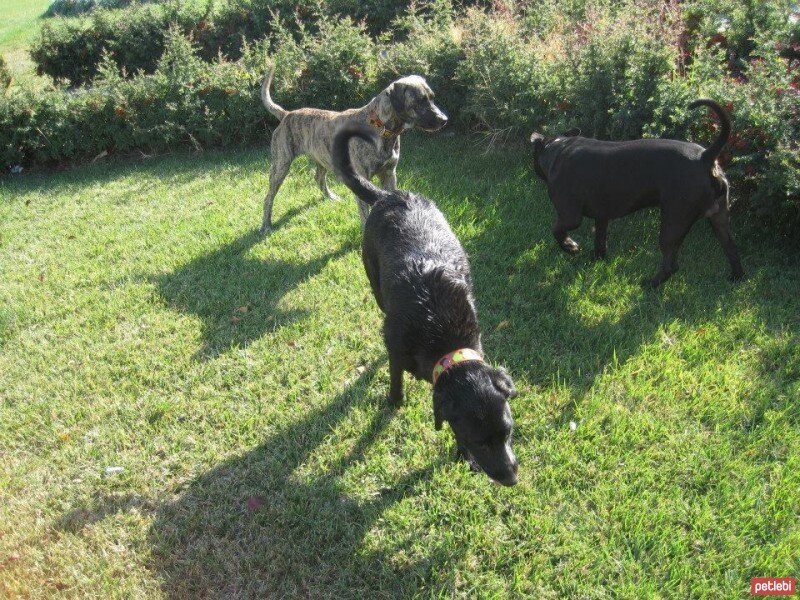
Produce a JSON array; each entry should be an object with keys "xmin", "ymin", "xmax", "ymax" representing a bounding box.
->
[
  {"xmin": 561, "ymin": 238, "xmax": 580, "ymax": 255},
  {"xmin": 259, "ymin": 224, "xmax": 273, "ymax": 236},
  {"xmin": 730, "ymin": 271, "xmax": 746, "ymax": 283},
  {"xmin": 326, "ymin": 192, "xmax": 342, "ymax": 202}
]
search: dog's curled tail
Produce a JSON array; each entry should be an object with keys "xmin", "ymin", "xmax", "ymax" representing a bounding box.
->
[
  {"xmin": 261, "ymin": 64, "xmax": 288, "ymax": 121},
  {"xmin": 689, "ymin": 99, "xmax": 731, "ymax": 166},
  {"xmin": 332, "ymin": 124, "xmax": 392, "ymax": 206}
]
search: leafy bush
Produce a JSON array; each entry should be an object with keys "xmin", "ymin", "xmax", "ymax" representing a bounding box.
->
[
  {"xmin": 3, "ymin": 17, "xmax": 382, "ymax": 168},
  {"xmin": 31, "ymin": 0, "xmax": 494, "ymax": 87},
  {"xmin": 270, "ymin": 17, "xmax": 379, "ymax": 111},
  {"xmin": 379, "ymin": 0, "xmax": 467, "ymax": 122},
  {"xmin": 0, "ymin": 56, "xmax": 11, "ymax": 91},
  {"xmin": 681, "ymin": 0, "xmax": 800, "ymax": 72},
  {"xmin": 43, "ymin": 0, "xmax": 159, "ymax": 18},
  {"xmin": 2, "ymin": 29, "xmax": 268, "ymax": 169},
  {"xmin": 31, "ymin": 3, "xmax": 207, "ymax": 85}
]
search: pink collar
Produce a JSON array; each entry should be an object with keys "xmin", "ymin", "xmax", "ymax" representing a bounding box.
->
[{"xmin": 432, "ymin": 348, "xmax": 484, "ymax": 386}]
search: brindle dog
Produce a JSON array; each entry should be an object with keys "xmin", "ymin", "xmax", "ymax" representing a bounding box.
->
[{"xmin": 258, "ymin": 66, "xmax": 448, "ymax": 234}]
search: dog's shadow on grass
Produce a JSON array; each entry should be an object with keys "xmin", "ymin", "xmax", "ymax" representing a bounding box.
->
[
  {"xmin": 147, "ymin": 362, "xmax": 450, "ymax": 598},
  {"xmin": 153, "ymin": 231, "xmax": 354, "ymax": 359}
]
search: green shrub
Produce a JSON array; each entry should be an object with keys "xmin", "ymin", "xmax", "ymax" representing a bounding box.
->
[
  {"xmin": 44, "ymin": 0, "xmax": 160, "ymax": 18},
  {"xmin": 31, "ymin": 3, "xmax": 207, "ymax": 85},
  {"xmin": 681, "ymin": 0, "xmax": 800, "ymax": 71},
  {"xmin": 9, "ymin": 1, "xmax": 800, "ymax": 236},
  {"xmin": 379, "ymin": 0, "xmax": 467, "ymax": 121},
  {"xmin": 31, "ymin": 0, "xmax": 387, "ymax": 86},
  {"xmin": 3, "ymin": 17, "xmax": 379, "ymax": 169},
  {"xmin": 0, "ymin": 56, "xmax": 11, "ymax": 91},
  {"xmin": 2, "ymin": 29, "xmax": 268, "ymax": 169}
]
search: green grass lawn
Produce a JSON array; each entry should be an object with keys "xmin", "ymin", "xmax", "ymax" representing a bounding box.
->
[
  {"xmin": 1, "ymin": 134, "xmax": 798, "ymax": 598},
  {"xmin": 0, "ymin": 0, "xmax": 51, "ymax": 51},
  {"xmin": 0, "ymin": 0, "xmax": 53, "ymax": 83}
]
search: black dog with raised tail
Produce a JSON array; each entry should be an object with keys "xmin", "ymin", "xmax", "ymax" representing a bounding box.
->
[
  {"xmin": 332, "ymin": 124, "xmax": 519, "ymax": 486},
  {"xmin": 531, "ymin": 99, "xmax": 744, "ymax": 287}
]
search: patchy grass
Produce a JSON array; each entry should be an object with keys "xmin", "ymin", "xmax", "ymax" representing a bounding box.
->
[{"xmin": 0, "ymin": 134, "xmax": 798, "ymax": 598}]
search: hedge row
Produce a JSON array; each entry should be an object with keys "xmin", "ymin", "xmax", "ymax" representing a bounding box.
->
[
  {"xmin": 30, "ymin": 0, "xmax": 469, "ymax": 85},
  {"xmin": 3, "ymin": 32, "xmax": 270, "ymax": 167},
  {"xmin": 5, "ymin": 5, "xmax": 800, "ymax": 232},
  {"xmin": 30, "ymin": 0, "xmax": 799, "ymax": 88},
  {"xmin": 43, "ymin": 0, "xmax": 160, "ymax": 18}
]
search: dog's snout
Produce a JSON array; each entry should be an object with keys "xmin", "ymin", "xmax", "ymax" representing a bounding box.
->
[{"xmin": 496, "ymin": 470, "xmax": 519, "ymax": 487}]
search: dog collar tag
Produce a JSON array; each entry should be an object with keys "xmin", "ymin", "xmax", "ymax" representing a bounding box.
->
[{"xmin": 432, "ymin": 348, "xmax": 484, "ymax": 386}]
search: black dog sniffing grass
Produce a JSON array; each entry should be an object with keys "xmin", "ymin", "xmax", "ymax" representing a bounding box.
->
[
  {"xmin": 531, "ymin": 99, "xmax": 744, "ymax": 287},
  {"xmin": 332, "ymin": 124, "xmax": 520, "ymax": 486}
]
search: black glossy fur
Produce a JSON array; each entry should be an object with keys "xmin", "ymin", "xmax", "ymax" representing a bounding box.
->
[
  {"xmin": 531, "ymin": 99, "xmax": 744, "ymax": 287},
  {"xmin": 332, "ymin": 123, "xmax": 519, "ymax": 486}
]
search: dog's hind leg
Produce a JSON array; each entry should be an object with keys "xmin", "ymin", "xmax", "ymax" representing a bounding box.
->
[
  {"xmin": 356, "ymin": 199, "xmax": 371, "ymax": 228},
  {"xmin": 643, "ymin": 208, "xmax": 697, "ymax": 288},
  {"xmin": 708, "ymin": 207, "xmax": 744, "ymax": 281},
  {"xmin": 261, "ymin": 155, "xmax": 293, "ymax": 235},
  {"xmin": 315, "ymin": 164, "xmax": 341, "ymax": 201},
  {"xmin": 594, "ymin": 218, "xmax": 609, "ymax": 259}
]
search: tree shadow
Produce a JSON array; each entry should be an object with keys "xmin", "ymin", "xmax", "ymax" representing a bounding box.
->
[
  {"xmin": 153, "ymin": 231, "xmax": 355, "ymax": 359},
  {"xmin": 147, "ymin": 362, "xmax": 453, "ymax": 598}
]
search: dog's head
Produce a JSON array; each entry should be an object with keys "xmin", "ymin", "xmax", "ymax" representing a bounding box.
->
[
  {"xmin": 433, "ymin": 363, "xmax": 519, "ymax": 486},
  {"xmin": 378, "ymin": 75, "xmax": 448, "ymax": 132}
]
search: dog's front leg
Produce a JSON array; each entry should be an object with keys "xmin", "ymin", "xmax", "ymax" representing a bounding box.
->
[
  {"xmin": 553, "ymin": 218, "xmax": 582, "ymax": 254},
  {"xmin": 379, "ymin": 168, "xmax": 397, "ymax": 191},
  {"xmin": 593, "ymin": 218, "xmax": 609, "ymax": 259},
  {"xmin": 388, "ymin": 355, "xmax": 404, "ymax": 407},
  {"xmin": 552, "ymin": 201, "xmax": 582, "ymax": 254}
]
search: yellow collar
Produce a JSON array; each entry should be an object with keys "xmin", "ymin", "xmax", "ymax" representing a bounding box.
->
[{"xmin": 432, "ymin": 348, "xmax": 484, "ymax": 385}]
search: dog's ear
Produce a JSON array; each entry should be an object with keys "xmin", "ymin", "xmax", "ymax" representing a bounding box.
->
[
  {"xmin": 389, "ymin": 82, "xmax": 405, "ymax": 115},
  {"xmin": 490, "ymin": 368, "xmax": 518, "ymax": 400},
  {"xmin": 433, "ymin": 391, "xmax": 454, "ymax": 431},
  {"xmin": 434, "ymin": 402, "xmax": 444, "ymax": 430},
  {"xmin": 563, "ymin": 127, "xmax": 581, "ymax": 137},
  {"xmin": 375, "ymin": 83, "xmax": 397, "ymax": 122}
]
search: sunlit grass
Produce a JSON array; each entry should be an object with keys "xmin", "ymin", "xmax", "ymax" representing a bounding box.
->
[{"xmin": 1, "ymin": 134, "xmax": 798, "ymax": 598}]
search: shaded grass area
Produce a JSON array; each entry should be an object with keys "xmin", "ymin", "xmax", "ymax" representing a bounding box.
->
[{"xmin": 0, "ymin": 134, "xmax": 798, "ymax": 598}]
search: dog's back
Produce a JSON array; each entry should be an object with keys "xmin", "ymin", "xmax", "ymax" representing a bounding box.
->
[
  {"xmin": 544, "ymin": 137, "xmax": 717, "ymax": 216},
  {"xmin": 332, "ymin": 123, "xmax": 477, "ymax": 369},
  {"xmin": 364, "ymin": 194, "xmax": 472, "ymax": 313}
]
